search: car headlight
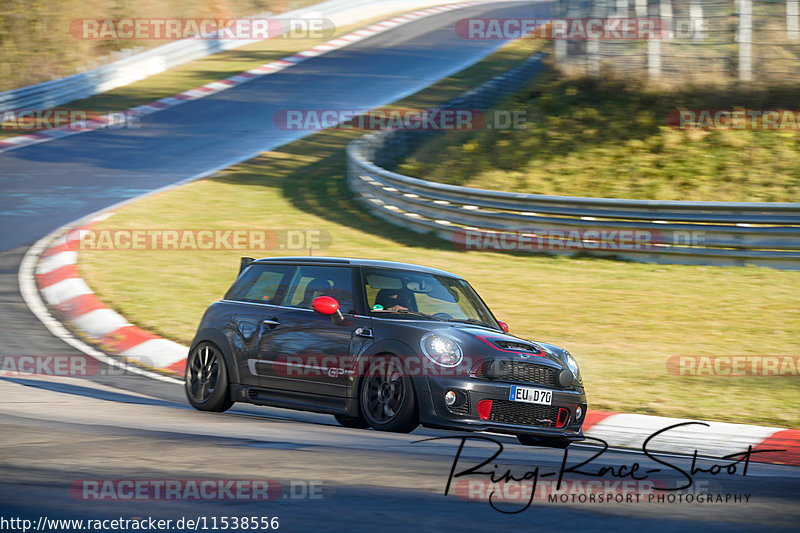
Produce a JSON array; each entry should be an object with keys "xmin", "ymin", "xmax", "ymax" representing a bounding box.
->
[
  {"xmin": 565, "ymin": 351, "xmax": 581, "ymax": 381},
  {"xmin": 420, "ymin": 333, "xmax": 463, "ymax": 367}
]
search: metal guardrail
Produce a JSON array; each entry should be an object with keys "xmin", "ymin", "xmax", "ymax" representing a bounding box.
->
[
  {"xmin": 347, "ymin": 55, "xmax": 800, "ymax": 269},
  {"xmin": 0, "ymin": 38, "xmax": 243, "ymax": 110}
]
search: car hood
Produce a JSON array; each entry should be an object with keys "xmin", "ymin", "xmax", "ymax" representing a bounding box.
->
[{"xmin": 385, "ymin": 320, "xmax": 570, "ymax": 368}]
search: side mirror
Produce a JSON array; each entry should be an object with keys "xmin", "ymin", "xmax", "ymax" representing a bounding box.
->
[
  {"xmin": 312, "ymin": 296, "xmax": 344, "ymax": 324},
  {"xmin": 498, "ymin": 320, "xmax": 509, "ymax": 334}
]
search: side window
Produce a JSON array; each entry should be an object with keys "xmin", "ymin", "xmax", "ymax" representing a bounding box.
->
[
  {"xmin": 364, "ymin": 270, "xmax": 414, "ymax": 312},
  {"xmin": 225, "ymin": 265, "xmax": 295, "ymax": 304},
  {"xmin": 284, "ymin": 266, "xmax": 354, "ymax": 313}
]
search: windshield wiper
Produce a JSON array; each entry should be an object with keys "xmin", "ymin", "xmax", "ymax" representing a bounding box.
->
[
  {"xmin": 372, "ymin": 310, "xmax": 445, "ymax": 321},
  {"xmin": 447, "ymin": 317, "xmax": 496, "ymax": 329}
]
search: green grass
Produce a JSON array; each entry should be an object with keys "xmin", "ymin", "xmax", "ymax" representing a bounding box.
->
[
  {"xmin": 393, "ymin": 70, "xmax": 800, "ymax": 202},
  {"xmin": 77, "ymin": 38, "xmax": 800, "ymax": 428}
]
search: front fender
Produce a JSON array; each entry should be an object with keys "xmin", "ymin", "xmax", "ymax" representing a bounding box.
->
[{"xmin": 346, "ymin": 338, "xmax": 433, "ymax": 418}]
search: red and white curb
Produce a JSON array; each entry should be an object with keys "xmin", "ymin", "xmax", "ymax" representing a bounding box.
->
[
  {"xmin": 34, "ymin": 217, "xmax": 189, "ymax": 377},
  {"xmin": 580, "ymin": 411, "xmax": 799, "ymax": 467},
  {"xmin": 0, "ymin": 1, "xmax": 482, "ymax": 155},
  {"xmin": 25, "ymin": 228, "xmax": 800, "ymax": 466}
]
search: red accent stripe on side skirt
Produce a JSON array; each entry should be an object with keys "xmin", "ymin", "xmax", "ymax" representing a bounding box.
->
[{"xmin": 752, "ymin": 429, "xmax": 800, "ymax": 466}]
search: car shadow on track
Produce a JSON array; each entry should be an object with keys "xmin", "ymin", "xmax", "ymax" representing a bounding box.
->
[{"xmin": 0, "ymin": 376, "xmax": 189, "ymax": 409}]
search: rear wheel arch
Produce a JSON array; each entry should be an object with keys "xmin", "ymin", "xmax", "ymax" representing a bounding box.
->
[{"xmin": 190, "ymin": 328, "xmax": 240, "ymax": 385}]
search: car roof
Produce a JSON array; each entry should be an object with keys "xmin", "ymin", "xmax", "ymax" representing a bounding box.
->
[{"xmin": 252, "ymin": 256, "xmax": 463, "ymax": 279}]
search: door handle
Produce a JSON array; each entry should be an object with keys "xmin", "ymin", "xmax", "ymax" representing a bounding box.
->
[
  {"xmin": 262, "ymin": 318, "xmax": 281, "ymax": 327},
  {"xmin": 354, "ymin": 327, "xmax": 373, "ymax": 338}
]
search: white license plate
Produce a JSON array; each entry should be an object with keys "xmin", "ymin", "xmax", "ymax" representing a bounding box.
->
[{"xmin": 509, "ymin": 385, "xmax": 552, "ymax": 405}]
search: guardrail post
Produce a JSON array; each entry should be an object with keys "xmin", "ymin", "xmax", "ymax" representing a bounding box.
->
[
  {"xmin": 738, "ymin": 0, "xmax": 753, "ymax": 81},
  {"xmin": 553, "ymin": 0, "xmax": 569, "ymax": 70},
  {"xmin": 788, "ymin": 0, "xmax": 800, "ymax": 40},
  {"xmin": 553, "ymin": 0, "xmax": 566, "ymax": 65},
  {"xmin": 690, "ymin": 1, "xmax": 704, "ymax": 41},
  {"xmin": 587, "ymin": 39, "xmax": 600, "ymax": 76},
  {"xmin": 648, "ymin": 0, "xmax": 663, "ymax": 79},
  {"xmin": 661, "ymin": 0, "xmax": 673, "ymax": 39},
  {"xmin": 587, "ymin": 0, "xmax": 606, "ymax": 76},
  {"xmin": 648, "ymin": 36, "xmax": 662, "ymax": 79},
  {"xmin": 554, "ymin": 39, "xmax": 568, "ymax": 64}
]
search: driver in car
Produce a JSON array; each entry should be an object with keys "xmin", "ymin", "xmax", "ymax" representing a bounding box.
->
[{"xmin": 374, "ymin": 288, "xmax": 410, "ymax": 312}]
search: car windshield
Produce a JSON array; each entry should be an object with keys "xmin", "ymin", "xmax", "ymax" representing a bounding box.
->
[{"xmin": 362, "ymin": 267, "xmax": 498, "ymax": 328}]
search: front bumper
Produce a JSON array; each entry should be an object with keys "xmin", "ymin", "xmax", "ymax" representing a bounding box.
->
[{"xmin": 415, "ymin": 375, "xmax": 587, "ymax": 440}]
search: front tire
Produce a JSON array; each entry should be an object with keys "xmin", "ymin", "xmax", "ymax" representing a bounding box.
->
[
  {"xmin": 185, "ymin": 341, "xmax": 233, "ymax": 412},
  {"xmin": 360, "ymin": 356, "xmax": 418, "ymax": 433},
  {"xmin": 517, "ymin": 435, "xmax": 572, "ymax": 448}
]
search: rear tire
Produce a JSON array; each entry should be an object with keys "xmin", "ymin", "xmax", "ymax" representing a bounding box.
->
[
  {"xmin": 334, "ymin": 414, "xmax": 370, "ymax": 429},
  {"xmin": 517, "ymin": 435, "xmax": 572, "ymax": 449},
  {"xmin": 360, "ymin": 355, "xmax": 418, "ymax": 433},
  {"xmin": 185, "ymin": 341, "xmax": 233, "ymax": 412}
]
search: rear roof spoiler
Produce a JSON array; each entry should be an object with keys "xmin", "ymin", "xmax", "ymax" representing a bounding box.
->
[{"xmin": 240, "ymin": 257, "xmax": 255, "ymax": 273}]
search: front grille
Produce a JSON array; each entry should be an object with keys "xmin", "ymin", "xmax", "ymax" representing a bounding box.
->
[
  {"xmin": 500, "ymin": 361, "xmax": 559, "ymax": 387},
  {"xmin": 488, "ymin": 400, "xmax": 561, "ymax": 427}
]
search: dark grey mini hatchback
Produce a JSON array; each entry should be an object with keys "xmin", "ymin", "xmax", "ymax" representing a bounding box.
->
[{"xmin": 186, "ymin": 256, "xmax": 588, "ymax": 448}]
